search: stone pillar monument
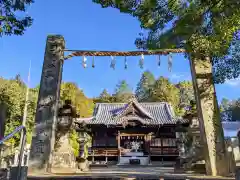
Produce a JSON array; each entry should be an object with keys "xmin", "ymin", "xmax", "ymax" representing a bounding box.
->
[{"xmin": 28, "ymin": 35, "xmax": 65, "ymax": 173}]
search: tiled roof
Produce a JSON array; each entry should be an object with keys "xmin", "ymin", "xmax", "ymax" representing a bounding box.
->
[{"xmin": 76, "ymin": 101, "xmax": 188, "ymax": 125}]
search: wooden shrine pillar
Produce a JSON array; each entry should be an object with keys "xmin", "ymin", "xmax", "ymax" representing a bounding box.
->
[
  {"xmin": 28, "ymin": 35, "xmax": 65, "ymax": 173},
  {"xmin": 146, "ymin": 133, "xmax": 151, "ymax": 164},
  {"xmin": 117, "ymin": 131, "xmax": 121, "ymax": 157},
  {"xmin": 189, "ymin": 54, "xmax": 228, "ymax": 176}
]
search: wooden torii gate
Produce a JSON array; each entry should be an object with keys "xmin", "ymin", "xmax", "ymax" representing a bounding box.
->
[{"xmin": 27, "ymin": 35, "xmax": 228, "ymax": 176}]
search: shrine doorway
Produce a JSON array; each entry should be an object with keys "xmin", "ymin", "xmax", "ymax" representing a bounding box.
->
[{"xmin": 120, "ymin": 134, "xmax": 146, "ymax": 155}]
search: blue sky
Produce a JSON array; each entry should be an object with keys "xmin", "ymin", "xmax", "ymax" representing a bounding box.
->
[{"xmin": 0, "ymin": 0, "xmax": 239, "ymax": 101}]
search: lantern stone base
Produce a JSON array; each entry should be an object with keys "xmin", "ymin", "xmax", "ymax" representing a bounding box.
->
[
  {"xmin": 77, "ymin": 159, "xmax": 90, "ymax": 172},
  {"xmin": 50, "ymin": 133, "xmax": 77, "ymax": 174},
  {"xmin": 50, "ymin": 151, "xmax": 77, "ymax": 174}
]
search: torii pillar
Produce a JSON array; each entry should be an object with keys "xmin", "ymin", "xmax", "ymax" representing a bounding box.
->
[
  {"xmin": 28, "ymin": 35, "xmax": 65, "ymax": 173},
  {"xmin": 189, "ymin": 54, "xmax": 228, "ymax": 176}
]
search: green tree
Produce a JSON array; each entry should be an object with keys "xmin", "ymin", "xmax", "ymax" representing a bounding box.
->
[
  {"xmin": 218, "ymin": 98, "xmax": 240, "ymax": 121},
  {"xmin": 213, "ymin": 35, "xmax": 240, "ymax": 83},
  {"xmin": 92, "ymin": 1, "xmax": 240, "ymax": 82},
  {"xmin": 0, "ymin": 0, "xmax": 34, "ymax": 36},
  {"xmin": 176, "ymin": 81, "xmax": 194, "ymax": 115},
  {"xmin": 149, "ymin": 76, "xmax": 180, "ymax": 112},
  {"xmin": 229, "ymin": 99, "xmax": 240, "ymax": 121},
  {"xmin": 219, "ymin": 98, "xmax": 231, "ymax": 121},
  {"xmin": 60, "ymin": 82, "xmax": 94, "ymax": 155},
  {"xmin": 135, "ymin": 70, "xmax": 155, "ymax": 102},
  {"xmin": 0, "ymin": 76, "xmax": 37, "ymax": 147},
  {"xmin": 96, "ymin": 89, "xmax": 113, "ymax": 103},
  {"xmin": 14, "ymin": 74, "xmax": 25, "ymax": 87},
  {"xmin": 26, "ymin": 87, "xmax": 38, "ymax": 144},
  {"xmin": 220, "ymin": 98, "xmax": 231, "ymax": 112},
  {"xmin": 114, "ymin": 80, "xmax": 133, "ymax": 102},
  {"xmin": 60, "ymin": 82, "xmax": 94, "ymax": 118}
]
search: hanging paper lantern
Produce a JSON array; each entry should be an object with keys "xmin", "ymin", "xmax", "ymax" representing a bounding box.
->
[
  {"xmin": 124, "ymin": 56, "xmax": 128, "ymax": 69},
  {"xmin": 92, "ymin": 56, "xmax": 95, "ymax": 68},
  {"xmin": 82, "ymin": 56, "xmax": 87, "ymax": 68},
  {"xmin": 168, "ymin": 53, "xmax": 173, "ymax": 72},
  {"xmin": 139, "ymin": 54, "xmax": 144, "ymax": 69},
  {"xmin": 157, "ymin": 55, "xmax": 161, "ymax": 67},
  {"xmin": 110, "ymin": 56, "xmax": 116, "ymax": 69}
]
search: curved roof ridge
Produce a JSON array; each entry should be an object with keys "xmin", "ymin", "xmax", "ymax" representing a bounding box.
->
[
  {"xmin": 164, "ymin": 103, "xmax": 173, "ymax": 120},
  {"xmin": 93, "ymin": 103, "xmax": 102, "ymax": 120},
  {"xmin": 131, "ymin": 99, "xmax": 154, "ymax": 119},
  {"xmin": 141, "ymin": 102, "xmax": 171, "ymax": 105},
  {"xmin": 95, "ymin": 102, "xmax": 127, "ymax": 105},
  {"xmin": 95, "ymin": 102, "xmax": 171, "ymax": 105}
]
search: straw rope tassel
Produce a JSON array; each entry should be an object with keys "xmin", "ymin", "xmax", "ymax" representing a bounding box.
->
[
  {"xmin": 139, "ymin": 54, "xmax": 144, "ymax": 69},
  {"xmin": 92, "ymin": 56, "xmax": 95, "ymax": 68},
  {"xmin": 168, "ymin": 53, "xmax": 173, "ymax": 72},
  {"xmin": 157, "ymin": 55, "xmax": 161, "ymax": 67},
  {"xmin": 82, "ymin": 56, "xmax": 87, "ymax": 68},
  {"xmin": 110, "ymin": 56, "xmax": 116, "ymax": 69},
  {"xmin": 124, "ymin": 56, "xmax": 128, "ymax": 69}
]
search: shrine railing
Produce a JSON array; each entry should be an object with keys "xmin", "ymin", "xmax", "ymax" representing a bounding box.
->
[
  {"xmin": 0, "ymin": 125, "xmax": 26, "ymax": 180},
  {"xmin": 150, "ymin": 147, "xmax": 178, "ymax": 156},
  {"xmin": 88, "ymin": 148, "xmax": 119, "ymax": 156}
]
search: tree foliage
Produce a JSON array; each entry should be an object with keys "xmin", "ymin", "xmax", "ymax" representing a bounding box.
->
[
  {"xmin": 60, "ymin": 82, "xmax": 94, "ymax": 118},
  {"xmin": 135, "ymin": 70, "xmax": 155, "ymax": 102},
  {"xmin": 0, "ymin": 0, "xmax": 34, "ymax": 36},
  {"xmin": 60, "ymin": 82, "xmax": 94, "ymax": 155},
  {"xmin": 149, "ymin": 76, "xmax": 180, "ymax": 113},
  {"xmin": 0, "ymin": 78, "xmax": 95, "ymax": 157},
  {"xmin": 4, "ymin": 71, "xmax": 240, "ymax": 160},
  {"xmin": 92, "ymin": 0, "xmax": 240, "ymax": 83},
  {"xmin": 94, "ymin": 89, "xmax": 114, "ymax": 103},
  {"xmin": 220, "ymin": 98, "xmax": 240, "ymax": 121},
  {"xmin": 213, "ymin": 34, "xmax": 240, "ymax": 83},
  {"xmin": 94, "ymin": 74, "xmax": 195, "ymax": 116},
  {"xmin": 114, "ymin": 80, "xmax": 134, "ymax": 102},
  {"xmin": 176, "ymin": 81, "xmax": 195, "ymax": 108},
  {"xmin": 0, "ymin": 76, "xmax": 37, "ymax": 147}
]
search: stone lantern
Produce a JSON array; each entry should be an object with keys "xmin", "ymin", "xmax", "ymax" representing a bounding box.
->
[
  {"xmin": 50, "ymin": 100, "xmax": 77, "ymax": 173},
  {"xmin": 75, "ymin": 120, "xmax": 91, "ymax": 172},
  {"xmin": 175, "ymin": 120, "xmax": 188, "ymax": 168},
  {"xmin": 176, "ymin": 121, "xmax": 187, "ymax": 143},
  {"xmin": 57, "ymin": 100, "xmax": 76, "ymax": 131}
]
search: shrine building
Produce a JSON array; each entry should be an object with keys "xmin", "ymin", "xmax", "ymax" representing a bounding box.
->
[{"xmin": 76, "ymin": 98, "xmax": 188, "ymax": 166}]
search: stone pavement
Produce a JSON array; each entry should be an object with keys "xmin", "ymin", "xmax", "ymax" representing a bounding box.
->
[{"xmin": 28, "ymin": 166, "xmax": 235, "ymax": 180}]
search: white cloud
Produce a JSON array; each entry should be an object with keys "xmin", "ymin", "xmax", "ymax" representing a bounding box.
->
[
  {"xmin": 225, "ymin": 78, "xmax": 240, "ymax": 87},
  {"xmin": 170, "ymin": 73, "xmax": 191, "ymax": 81},
  {"xmin": 170, "ymin": 73, "xmax": 184, "ymax": 79}
]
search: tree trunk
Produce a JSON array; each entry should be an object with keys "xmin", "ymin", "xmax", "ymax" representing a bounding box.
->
[{"xmin": 189, "ymin": 54, "xmax": 228, "ymax": 176}]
